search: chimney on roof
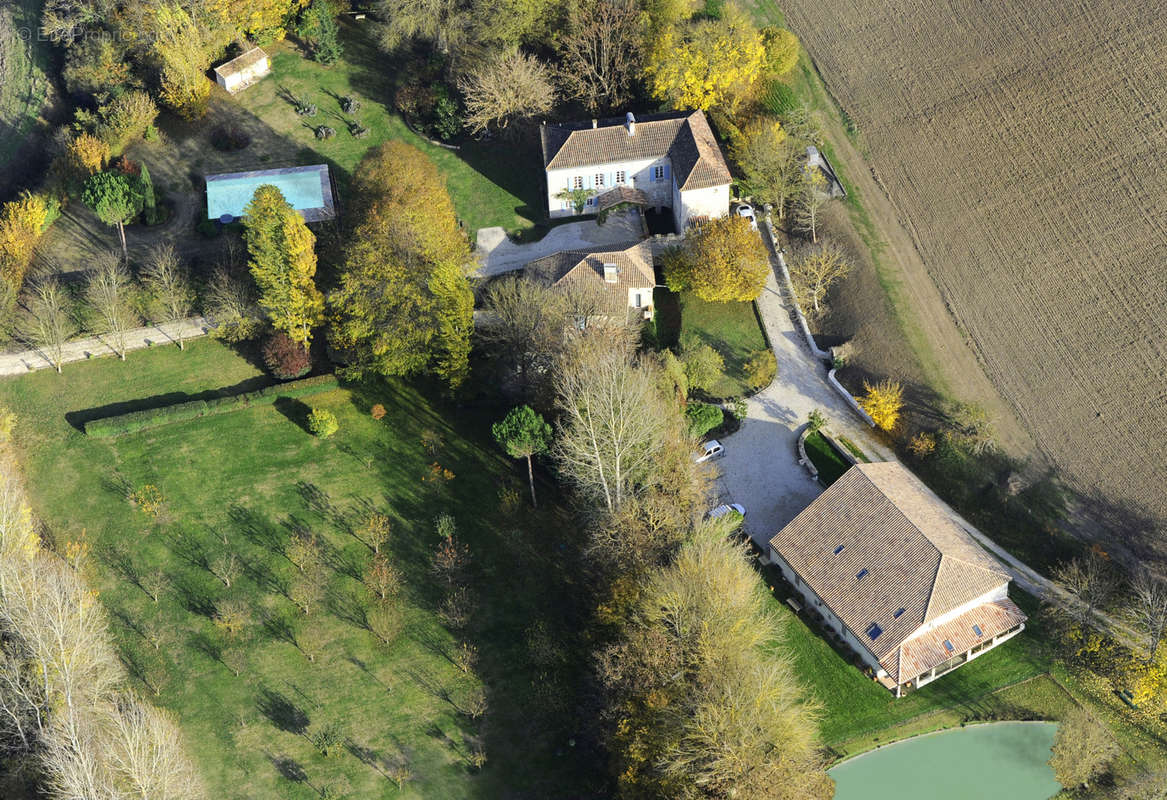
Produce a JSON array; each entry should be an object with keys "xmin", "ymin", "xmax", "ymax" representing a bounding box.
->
[
  {"xmin": 625, "ymin": 112, "xmax": 636, "ymax": 137},
  {"xmin": 592, "ymin": 119, "xmax": 597, "ymax": 129}
]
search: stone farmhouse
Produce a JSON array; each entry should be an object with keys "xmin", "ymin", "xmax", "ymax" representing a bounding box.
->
[
  {"xmin": 524, "ymin": 240, "xmax": 657, "ymax": 323},
  {"xmin": 767, "ymin": 462, "xmax": 1027, "ymax": 696},
  {"xmin": 540, "ymin": 110, "xmax": 732, "ymax": 231}
]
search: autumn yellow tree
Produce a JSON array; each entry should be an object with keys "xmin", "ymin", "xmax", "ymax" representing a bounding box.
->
[
  {"xmin": 663, "ymin": 216, "xmax": 769, "ymax": 302},
  {"xmin": 328, "ymin": 141, "xmax": 474, "ymax": 387},
  {"xmin": 243, "ymin": 186, "xmax": 325, "ymax": 349},
  {"xmin": 64, "ymin": 133, "xmax": 110, "ymax": 182},
  {"xmin": 152, "ymin": 5, "xmax": 215, "ymax": 120},
  {"xmin": 644, "ymin": 6, "xmax": 766, "ymax": 114},
  {"xmin": 207, "ymin": 0, "xmax": 303, "ymax": 42},
  {"xmin": 762, "ymin": 26, "xmax": 800, "ymax": 77},
  {"xmin": 731, "ymin": 117, "xmax": 803, "ymax": 219},
  {"xmin": 0, "ymin": 192, "xmax": 52, "ymax": 288},
  {"xmin": 859, "ymin": 379, "xmax": 904, "ymax": 431}
]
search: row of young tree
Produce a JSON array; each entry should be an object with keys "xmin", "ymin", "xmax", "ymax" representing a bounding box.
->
[
  {"xmin": 478, "ymin": 283, "xmax": 833, "ymax": 794},
  {"xmin": 0, "ymin": 450, "xmax": 204, "ymax": 797}
]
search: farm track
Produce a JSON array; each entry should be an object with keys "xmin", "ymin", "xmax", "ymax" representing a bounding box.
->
[{"xmin": 782, "ymin": 0, "xmax": 1167, "ymax": 552}]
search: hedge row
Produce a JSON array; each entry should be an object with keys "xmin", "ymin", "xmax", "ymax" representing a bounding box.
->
[{"xmin": 84, "ymin": 374, "xmax": 340, "ymax": 437}]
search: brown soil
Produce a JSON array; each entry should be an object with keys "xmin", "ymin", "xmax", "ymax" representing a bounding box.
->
[{"xmin": 782, "ymin": 0, "xmax": 1167, "ymax": 552}]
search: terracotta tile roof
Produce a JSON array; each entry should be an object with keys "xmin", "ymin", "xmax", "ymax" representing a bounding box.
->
[
  {"xmin": 881, "ymin": 597, "xmax": 1026, "ymax": 682},
  {"xmin": 540, "ymin": 111, "xmax": 732, "ymax": 191},
  {"xmin": 214, "ymin": 47, "xmax": 268, "ymax": 78},
  {"xmin": 768, "ymin": 462, "xmax": 1013, "ymax": 662},
  {"xmin": 596, "ymin": 186, "xmax": 649, "ymax": 213},
  {"xmin": 524, "ymin": 241, "xmax": 655, "ymax": 313}
]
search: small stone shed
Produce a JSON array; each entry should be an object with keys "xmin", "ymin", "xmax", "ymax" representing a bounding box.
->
[{"xmin": 214, "ymin": 47, "xmax": 270, "ymax": 94}]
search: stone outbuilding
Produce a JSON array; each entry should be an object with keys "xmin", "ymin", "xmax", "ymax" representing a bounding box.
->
[{"xmin": 214, "ymin": 47, "xmax": 270, "ymax": 94}]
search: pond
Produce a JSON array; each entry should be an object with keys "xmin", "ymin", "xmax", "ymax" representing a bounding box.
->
[{"xmin": 830, "ymin": 722, "xmax": 1061, "ymax": 800}]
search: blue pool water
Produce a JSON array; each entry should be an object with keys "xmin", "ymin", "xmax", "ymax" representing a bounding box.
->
[
  {"xmin": 830, "ymin": 722, "xmax": 1061, "ymax": 800},
  {"xmin": 206, "ymin": 166, "xmax": 332, "ymax": 221}
]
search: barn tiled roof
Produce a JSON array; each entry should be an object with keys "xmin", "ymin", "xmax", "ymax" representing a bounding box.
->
[
  {"xmin": 769, "ymin": 462, "xmax": 1014, "ymax": 662},
  {"xmin": 540, "ymin": 111, "xmax": 732, "ymax": 191},
  {"xmin": 214, "ymin": 47, "xmax": 268, "ymax": 78},
  {"xmin": 882, "ymin": 597, "xmax": 1026, "ymax": 682},
  {"xmin": 524, "ymin": 241, "xmax": 655, "ymax": 313}
]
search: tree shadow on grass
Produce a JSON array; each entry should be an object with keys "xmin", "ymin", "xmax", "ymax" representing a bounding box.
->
[
  {"xmin": 257, "ymin": 688, "xmax": 310, "ymax": 736},
  {"xmin": 273, "ymin": 396, "xmax": 312, "ymax": 432},
  {"xmin": 65, "ymin": 375, "xmax": 276, "ymax": 431}
]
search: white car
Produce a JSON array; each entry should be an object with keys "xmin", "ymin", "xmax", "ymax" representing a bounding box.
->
[
  {"xmin": 709, "ymin": 503, "xmax": 746, "ymax": 520},
  {"xmin": 695, "ymin": 440, "xmax": 724, "ymax": 463},
  {"xmin": 733, "ymin": 203, "xmax": 758, "ymax": 230}
]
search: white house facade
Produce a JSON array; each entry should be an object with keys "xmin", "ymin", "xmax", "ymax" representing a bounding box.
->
[
  {"xmin": 768, "ymin": 462, "xmax": 1027, "ymax": 696},
  {"xmin": 540, "ymin": 110, "xmax": 732, "ymax": 231}
]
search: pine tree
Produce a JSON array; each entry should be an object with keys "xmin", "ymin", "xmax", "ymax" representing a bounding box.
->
[{"xmin": 243, "ymin": 186, "xmax": 324, "ymax": 349}]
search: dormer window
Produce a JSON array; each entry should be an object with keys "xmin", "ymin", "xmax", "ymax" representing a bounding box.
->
[
  {"xmin": 856, "ymin": 568, "xmax": 868, "ymax": 580},
  {"xmin": 603, "ymin": 263, "xmax": 618, "ymax": 283},
  {"xmin": 833, "ymin": 545, "xmax": 845, "ymax": 555}
]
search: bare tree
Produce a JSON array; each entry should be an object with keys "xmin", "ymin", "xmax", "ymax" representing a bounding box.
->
[
  {"xmin": 209, "ymin": 551, "xmax": 241, "ymax": 588},
  {"xmin": 557, "ymin": 0, "xmax": 643, "ymax": 113},
  {"xmin": 460, "ymin": 51, "xmax": 556, "ymax": 135},
  {"xmin": 142, "ymin": 243, "xmax": 195, "ymax": 350},
  {"xmin": 553, "ymin": 336, "xmax": 668, "ymax": 511},
  {"xmin": 139, "ymin": 568, "xmax": 168, "ymax": 603},
  {"xmin": 0, "ymin": 643, "xmax": 46, "ymax": 755},
  {"xmin": 794, "ymin": 169, "xmax": 830, "ymax": 243},
  {"xmin": 560, "ymin": 277, "xmax": 613, "ymax": 331},
  {"xmin": 1054, "ymin": 553, "xmax": 1118, "ymax": 627},
  {"xmin": 22, "ymin": 278, "xmax": 78, "ymax": 373},
  {"xmin": 789, "ymin": 241, "xmax": 850, "ymax": 314},
  {"xmin": 1048, "ymin": 707, "xmax": 1119, "ymax": 789},
  {"xmin": 478, "ymin": 276, "xmax": 567, "ymax": 396},
  {"xmin": 1130, "ymin": 568, "xmax": 1167, "ymax": 663},
  {"xmin": 85, "ymin": 253, "xmax": 138, "ymax": 360},
  {"xmin": 205, "ymin": 243, "xmax": 262, "ymax": 342},
  {"xmin": 105, "ymin": 693, "xmax": 206, "ymax": 800}
]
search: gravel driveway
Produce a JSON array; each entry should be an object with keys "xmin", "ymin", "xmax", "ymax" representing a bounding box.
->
[
  {"xmin": 715, "ymin": 226, "xmax": 895, "ymax": 549},
  {"xmin": 473, "ymin": 208, "xmax": 644, "ymax": 277}
]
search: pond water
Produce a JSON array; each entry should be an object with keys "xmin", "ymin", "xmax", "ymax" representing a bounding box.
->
[{"xmin": 830, "ymin": 722, "xmax": 1061, "ymax": 800}]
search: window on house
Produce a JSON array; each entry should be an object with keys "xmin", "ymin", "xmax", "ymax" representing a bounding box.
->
[
  {"xmin": 653, "ymin": 165, "xmax": 664, "ymax": 182},
  {"xmin": 615, "ymin": 170, "xmax": 626, "ymax": 184},
  {"xmin": 972, "ymin": 624, "xmax": 983, "ymax": 637},
  {"xmin": 595, "ymin": 173, "xmax": 605, "ymax": 187},
  {"xmin": 603, "ymin": 263, "xmax": 618, "ymax": 283},
  {"xmin": 633, "ymin": 292, "xmax": 642, "ymax": 307},
  {"xmin": 943, "ymin": 640, "xmax": 955, "ymax": 653},
  {"xmin": 572, "ymin": 176, "xmax": 583, "ymax": 190},
  {"xmin": 893, "ymin": 607, "xmax": 906, "ymax": 619},
  {"xmin": 833, "ymin": 545, "xmax": 845, "ymax": 555},
  {"xmin": 865, "ymin": 623, "xmax": 882, "ymax": 640},
  {"xmin": 856, "ymin": 568, "xmax": 868, "ymax": 580}
]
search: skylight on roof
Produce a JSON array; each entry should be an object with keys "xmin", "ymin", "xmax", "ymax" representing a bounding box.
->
[
  {"xmin": 943, "ymin": 640, "xmax": 955, "ymax": 653},
  {"xmin": 865, "ymin": 623, "xmax": 882, "ymax": 640},
  {"xmin": 893, "ymin": 607, "xmax": 906, "ymax": 619},
  {"xmin": 972, "ymin": 624, "xmax": 983, "ymax": 637},
  {"xmin": 856, "ymin": 568, "xmax": 868, "ymax": 580},
  {"xmin": 833, "ymin": 545, "xmax": 845, "ymax": 555}
]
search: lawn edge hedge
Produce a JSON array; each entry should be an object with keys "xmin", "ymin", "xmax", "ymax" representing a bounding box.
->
[{"xmin": 84, "ymin": 374, "xmax": 340, "ymax": 437}]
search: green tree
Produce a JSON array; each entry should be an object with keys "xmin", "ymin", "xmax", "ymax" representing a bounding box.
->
[
  {"xmin": 243, "ymin": 185, "xmax": 325, "ymax": 349},
  {"xmin": 492, "ymin": 405, "xmax": 553, "ymax": 508},
  {"xmin": 1049, "ymin": 708, "xmax": 1119, "ymax": 789},
  {"xmin": 138, "ymin": 162, "xmax": 157, "ymax": 223},
  {"xmin": 82, "ymin": 171, "xmax": 141, "ymax": 259},
  {"xmin": 681, "ymin": 343, "xmax": 724, "ymax": 394},
  {"xmin": 684, "ymin": 401, "xmax": 721, "ymax": 438},
  {"xmin": 732, "ymin": 117, "xmax": 803, "ymax": 219},
  {"xmin": 328, "ymin": 142, "xmax": 473, "ymax": 387},
  {"xmin": 298, "ymin": 1, "xmax": 343, "ymax": 64},
  {"xmin": 664, "ymin": 216, "xmax": 769, "ymax": 302}
]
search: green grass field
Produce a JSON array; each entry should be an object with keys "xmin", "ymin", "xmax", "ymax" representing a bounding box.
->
[
  {"xmin": 803, "ymin": 431, "xmax": 850, "ymax": 485},
  {"xmin": 0, "ymin": 0, "xmax": 55, "ymax": 191},
  {"xmin": 229, "ymin": 24, "xmax": 543, "ymax": 237},
  {"xmin": 655, "ymin": 289, "xmax": 774, "ymax": 398},
  {"xmin": 0, "ymin": 340, "xmax": 595, "ymax": 799}
]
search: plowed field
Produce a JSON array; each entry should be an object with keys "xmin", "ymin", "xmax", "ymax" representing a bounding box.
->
[{"xmin": 782, "ymin": 0, "xmax": 1167, "ymax": 547}]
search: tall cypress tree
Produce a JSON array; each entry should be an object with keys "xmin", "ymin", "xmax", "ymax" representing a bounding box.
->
[
  {"xmin": 243, "ymin": 186, "xmax": 324, "ymax": 349},
  {"xmin": 138, "ymin": 162, "xmax": 156, "ymax": 222}
]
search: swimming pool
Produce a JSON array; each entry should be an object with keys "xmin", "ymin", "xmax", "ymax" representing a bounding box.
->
[
  {"xmin": 205, "ymin": 165, "xmax": 335, "ymax": 223},
  {"xmin": 830, "ymin": 722, "xmax": 1061, "ymax": 800}
]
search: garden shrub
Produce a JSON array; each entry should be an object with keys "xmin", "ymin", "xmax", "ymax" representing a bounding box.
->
[
  {"xmin": 685, "ymin": 402, "xmax": 723, "ymax": 439},
  {"xmin": 261, "ymin": 331, "xmax": 312, "ymax": 379},
  {"xmin": 314, "ymin": 126, "xmax": 336, "ymax": 140},
  {"xmin": 297, "ymin": 103, "xmax": 319, "ymax": 117},
  {"xmin": 96, "ymin": 91, "xmax": 158, "ymax": 153},
  {"xmin": 744, "ymin": 350, "xmax": 777, "ymax": 389},
  {"xmin": 340, "ymin": 95, "xmax": 361, "ymax": 114},
  {"xmin": 307, "ymin": 408, "xmax": 338, "ymax": 438},
  {"xmin": 85, "ymin": 375, "xmax": 339, "ymax": 436},
  {"xmin": 196, "ymin": 219, "xmax": 221, "ymax": 238}
]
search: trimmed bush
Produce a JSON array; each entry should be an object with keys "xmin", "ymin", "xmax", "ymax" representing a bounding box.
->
[
  {"xmin": 744, "ymin": 350, "xmax": 777, "ymax": 389},
  {"xmin": 307, "ymin": 408, "xmax": 338, "ymax": 438},
  {"xmin": 261, "ymin": 332, "xmax": 312, "ymax": 379},
  {"xmin": 85, "ymin": 375, "xmax": 339, "ymax": 437},
  {"xmin": 685, "ymin": 402, "xmax": 723, "ymax": 439}
]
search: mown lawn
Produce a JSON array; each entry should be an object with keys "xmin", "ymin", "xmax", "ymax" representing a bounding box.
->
[
  {"xmin": 761, "ymin": 573, "xmax": 1053, "ymax": 747},
  {"xmin": 231, "ymin": 23, "xmax": 543, "ymax": 237},
  {"xmin": 0, "ymin": 339, "xmax": 595, "ymax": 799},
  {"xmin": 803, "ymin": 431, "xmax": 851, "ymax": 486},
  {"xmin": 654, "ymin": 288, "xmax": 774, "ymax": 398}
]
